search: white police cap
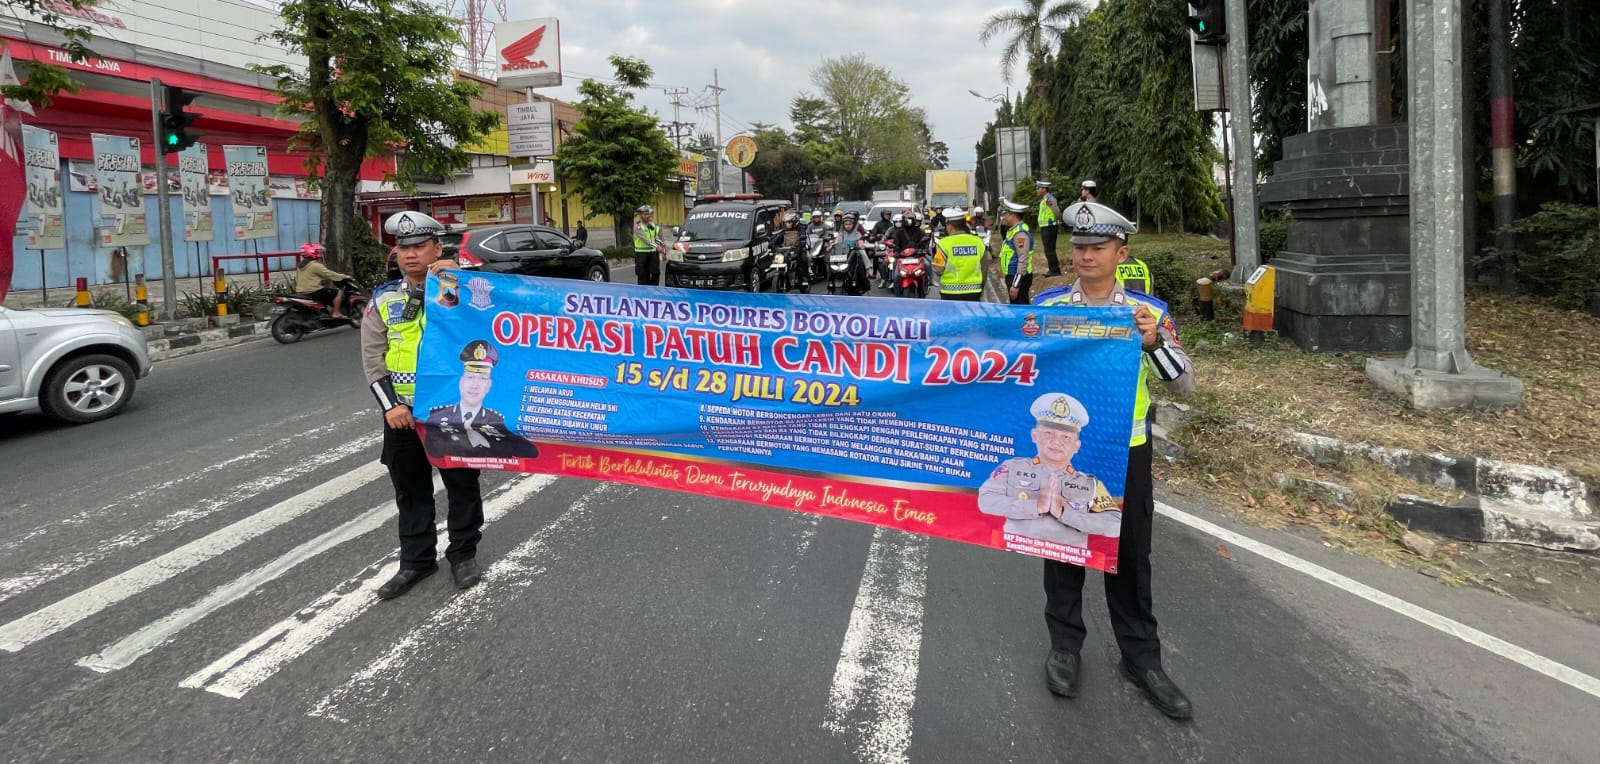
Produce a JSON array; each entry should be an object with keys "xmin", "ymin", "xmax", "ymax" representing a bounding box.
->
[
  {"xmin": 1035, "ymin": 179, "xmax": 1052, "ymax": 188},
  {"xmin": 1000, "ymin": 198, "xmax": 1030, "ymax": 215},
  {"xmin": 1030, "ymin": 392, "xmax": 1089, "ymax": 432},
  {"xmin": 1082, "ymin": 179, "xmax": 1097, "ymax": 189},
  {"xmin": 1065, "ymin": 201, "xmax": 1137, "ymax": 245},
  {"xmin": 384, "ymin": 211, "xmax": 445, "ymax": 246},
  {"xmin": 941, "ymin": 207, "xmax": 966, "ymax": 222}
]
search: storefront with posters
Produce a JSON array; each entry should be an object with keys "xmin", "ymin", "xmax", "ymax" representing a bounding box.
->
[{"xmin": 3, "ymin": 1, "xmax": 389, "ymax": 293}]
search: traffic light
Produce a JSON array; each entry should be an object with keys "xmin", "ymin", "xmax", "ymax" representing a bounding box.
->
[
  {"xmin": 1187, "ymin": 0, "xmax": 1228, "ymax": 44},
  {"xmin": 159, "ymin": 86, "xmax": 200, "ymax": 154}
]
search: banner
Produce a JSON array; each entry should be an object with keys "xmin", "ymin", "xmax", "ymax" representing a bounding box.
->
[
  {"xmin": 224, "ymin": 145, "xmax": 274, "ymax": 240},
  {"xmin": 178, "ymin": 144, "xmax": 212, "ymax": 242},
  {"xmin": 413, "ymin": 273, "xmax": 1144, "ymax": 571},
  {"xmin": 22, "ymin": 125, "xmax": 63, "ymax": 250},
  {"xmin": 90, "ymin": 133, "xmax": 149, "ymax": 248}
]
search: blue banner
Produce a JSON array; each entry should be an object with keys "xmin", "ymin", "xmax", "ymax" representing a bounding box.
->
[{"xmin": 415, "ymin": 270, "xmax": 1143, "ymax": 570}]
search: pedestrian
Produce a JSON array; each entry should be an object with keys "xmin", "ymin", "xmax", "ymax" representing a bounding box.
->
[
  {"xmin": 633, "ymin": 205, "xmax": 664, "ymax": 286},
  {"xmin": 932, "ymin": 206, "xmax": 985, "ymax": 302},
  {"xmin": 998, "ymin": 199, "xmax": 1035, "ymax": 304},
  {"xmin": 1030, "ymin": 200, "xmax": 1197, "ymax": 720},
  {"xmin": 1036, "ymin": 179, "xmax": 1064, "ymax": 276},
  {"xmin": 1079, "ymin": 180, "xmax": 1099, "ymax": 203},
  {"xmin": 542, "ymin": 213, "xmax": 556, "ymax": 227},
  {"xmin": 363, "ymin": 210, "xmax": 487, "ymax": 600},
  {"xmin": 573, "ymin": 221, "xmax": 588, "ymax": 248}
]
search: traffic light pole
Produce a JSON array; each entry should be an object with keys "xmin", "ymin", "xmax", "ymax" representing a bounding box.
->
[
  {"xmin": 149, "ymin": 77, "xmax": 179, "ymax": 321},
  {"xmin": 1224, "ymin": 0, "xmax": 1259, "ymax": 283}
]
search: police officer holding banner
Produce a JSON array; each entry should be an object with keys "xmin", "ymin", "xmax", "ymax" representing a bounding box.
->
[
  {"xmin": 932, "ymin": 207, "xmax": 985, "ymax": 302},
  {"xmin": 361, "ymin": 211, "xmax": 487, "ymax": 600},
  {"xmin": 1030, "ymin": 201, "xmax": 1197, "ymax": 719}
]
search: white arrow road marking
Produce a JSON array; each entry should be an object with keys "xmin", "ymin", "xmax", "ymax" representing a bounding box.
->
[
  {"xmin": 181, "ymin": 474, "xmax": 560, "ymax": 700},
  {"xmin": 0, "ymin": 430, "xmax": 381, "ymax": 605},
  {"xmin": 306, "ymin": 482, "xmax": 624, "ymax": 722},
  {"xmin": 823, "ymin": 526, "xmax": 929, "ymax": 764},
  {"xmin": 0, "ymin": 461, "xmax": 388, "ymax": 652}
]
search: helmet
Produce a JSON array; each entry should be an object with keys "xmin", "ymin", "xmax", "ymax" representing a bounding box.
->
[
  {"xmin": 892, "ymin": 213, "xmax": 904, "ymax": 228},
  {"xmin": 971, "ymin": 205, "xmax": 985, "ymax": 216},
  {"xmin": 637, "ymin": 205, "xmax": 655, "ymax": 215},
  {"xmin": 784, "ymin": 215, "xmax": 798, "ymax": 226},
  {"xmin": 844, "ymin": 213, "xmax": 858, "ymax": 222},
  {"xmin": 299, "ymin": 243, "xmax": 324, "ymax": 259},
  {"xmin": 383, "ymin": 211, "xmax": 446, "ymax": 246}
]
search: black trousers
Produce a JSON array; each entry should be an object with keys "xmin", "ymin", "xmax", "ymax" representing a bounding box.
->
[
  {"xmin": 941, "ymin": 290, "xmax": 982, "ymax": 302},
  {"xmin": 1043, "ymin": 439, "xmax": 1162, "ymax": 670},
  {"xmin": 382, "ymin": 424, "xmax": 484, "ymax": 570},
  {"xmin": 635, "ymin": 251, "xmax": 661, "ymax": 286},
  {"xmin": 1039, "ymin": 225, "xmax": 1061, "ymax": 273},
  {"xmin": 1008, "ymin": 272, "xmax": 1034, "ymax": 305}
]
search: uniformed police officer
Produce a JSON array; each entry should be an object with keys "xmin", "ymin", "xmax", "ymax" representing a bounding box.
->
[
  {"xmin": 932, "ymin": 207, "xmax": 985, "ymax": 302},
  {"xmin": 1078, "ymin": 180, "xmax": 1099, "ymax": 203},
  {"xmin": 979, "ymin": 393, "xmax": 1123, "ymax": 547},
  {"xmin": 633, "ymin": 205, "xmax": 664, "ymax": 286},
  {"xmin": 1031, "ymin": 200, "xmax": 1197, "ymax": 719},
  {"xmin": 998, "ymin": 199, "xmax": 1035, "ymax": 304},
  {"xmin": 1036, "ymin": 179, "xmax": 1064, "ymax": 276},
  {"xmin": 362, "ymin": 210, "xmax": 487, "ymax": 599},
  {"xmin": 424, "ymin": 340, "xmax": 542, "ymax": 460}
]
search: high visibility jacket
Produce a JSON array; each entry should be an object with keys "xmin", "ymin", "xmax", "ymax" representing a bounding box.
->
[
  {"xmin": 1000, "ymin": 223, "xmax": 1034, "ymax": 280},
  {"xmin": 1038, "ymin": 194, "xmax": 1058, "ymax": 227},
  {"xmin": 935, "ymin": 232, "xmax": 986, "ymax": 294},
  {"xmin": 633, "ymin": 220, "xmax": 660, "ymax": 253},
  {"xmin": 1116, "ymin": 258, "xmax": 1153, "ymax": 295},
  {"xmin": 372, "ymin": 283, "xmax": 425, "ymax": 398}
]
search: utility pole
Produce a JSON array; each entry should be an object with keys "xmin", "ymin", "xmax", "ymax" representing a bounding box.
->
[
  {"xmin": 1487, "ymin": 0, "xmax": 1517, "ymax": 289},
  {"xmin": 664, "ymin": 86, "xmax": 690, "ymax": 150},
  {"xmin": 149, "ymin": 77, "xmax": 178, "ymax": 321},
  {"xmin": 1224, "ymin": 0, "xmax": 1259, "ymax": 282},
  {"xmin": 709, "ymin": 70, "xmax": 725, "ymax": 195}
]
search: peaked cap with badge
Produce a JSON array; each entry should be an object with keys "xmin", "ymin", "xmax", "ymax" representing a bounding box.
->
[
  {"xmin": 1030, "ymin": 392, "xmax": 1090, "ymax": 433},
  {"xmin": 384, "ymin": 211, "xmax": 446, "ymax": 246},
  {"xmin": 1064, "ymin": 202, "xmax": 1137, "ymax": 245}
]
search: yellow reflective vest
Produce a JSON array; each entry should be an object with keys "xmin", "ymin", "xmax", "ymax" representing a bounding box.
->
[
  {"xmin": 935, "ymin": 232, "xmax": 986, "ymax": 295},
  {"xmin": 373, "ymin": 286, "xmax": 426, "ymax": 397},
  {"xmin": 1116, "ymin": 258, "xmax": 1153, "ymax": 295}
]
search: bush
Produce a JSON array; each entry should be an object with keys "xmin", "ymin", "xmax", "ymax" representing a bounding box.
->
[
  {"xmin": 1491, "ymin": 203, "xmax": 1600, "ymax": 310},
  {"xmin": 602, "ymin": 245, "xmax": 634, "ymax": 262},
  {"xmin": 178, "ymin": 291, "xmax": 217, "ymax": 319},
  {"xmin": 1258, "ymin": 208, "xmax": 1290, "ymax": 262}
]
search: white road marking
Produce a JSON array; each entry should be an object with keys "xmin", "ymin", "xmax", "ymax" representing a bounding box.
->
[
  {"xmin": 823, "ymin": 527, "xmax": 929, "ymax": 764},
  {"xmin": 0, "ymin": 431, "xmax": 381, "ymax": 605},
  {"xmin": 182, "ymin": 474, "xmax": 560, "ymax": 700},
  {"xmin": 307, "ymin": 482, "xmax": 622, "ymax": 722},
  {"xmin": 74, "ymin": 477, "xmax": 436, "ymax": 673},
  {"xmin": 1157, "ymin": 502, "xmax": 1600, "ymax": 701},
  {"xmin": 0, "ymin": 461, "xmax": 388, "ymax": 652}
]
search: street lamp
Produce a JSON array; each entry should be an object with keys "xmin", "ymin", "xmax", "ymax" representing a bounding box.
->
[{"xmin": 968, "ymin": 89, "xmax": 1005, "ymax": 104}]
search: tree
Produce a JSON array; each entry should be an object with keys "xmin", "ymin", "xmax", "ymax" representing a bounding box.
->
[
  {"xmin": 2, "ymin": 0, "xmax": 101, "ymax": 107},
  {"xmin": 256, "ymin": 0, "xmax": 499, "ymax": 276},
  {"xmin": 979, "ymin": 0, "xmax": 1089, "ymax": 85},
  {"xmin": 555, "ymin": 55, "xmax": 678, "ymax": 247},
  {"xmin": 1247, "ymin": 0, "xmax": 1309, "ymax": 170},
  {"xmin": 803, "ymin": 54, "xmax": 935, "ymax": 197},
  {"xmin": 744, "ymin": 124, "xmax": 812, "ymax": 201}
]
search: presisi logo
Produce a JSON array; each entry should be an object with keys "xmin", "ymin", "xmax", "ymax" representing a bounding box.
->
[{"xmin": 502, "ymin": 26, "xmax": 550, "ymax": 71}]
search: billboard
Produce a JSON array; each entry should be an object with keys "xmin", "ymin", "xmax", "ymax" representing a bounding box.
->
[
  {"xmin": 495, "ymin": 19, "xmax": 562, "ymax": 89},
  {"xmin": 90, "ymin": 133, "xmax": 149, "ymax": 248},
  {"xmin": 23, "ymin": 125, "xmax": 64, "ymax": 250}
]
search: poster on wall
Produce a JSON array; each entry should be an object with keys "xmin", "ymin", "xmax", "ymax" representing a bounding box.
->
[
  {"xmin": 429, "ymin": 199, "xmax": 465, "ymax": 224},
  {"xmin": 23, "ymin": 125, "xmax": 64, "ymax": 250},
  {"xmin": 464, "ymin": 195, "xmax": 512, "ymax": 225},
  {"xmin": 90, "ymin": 133, "xmax": 149, "ymax": 248},
  {"xmin": 179, "ymin": 144, "xmax": 213, "ymax": 242},
  {"xmin": 66, "ymin": 159, "xmax": 96, "ymax": 192},
  {"xmin": 224, "ymin": 145, "xmax": 274, "ymax": 240}
]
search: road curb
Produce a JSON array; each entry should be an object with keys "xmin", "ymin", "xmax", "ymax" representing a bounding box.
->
[{"xmin": 149, "ymin": 320, "xmax": 274, "ymax": 362}]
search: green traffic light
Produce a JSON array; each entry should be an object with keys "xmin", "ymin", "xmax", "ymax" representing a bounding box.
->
[{"xmin": 166, "ymin": 133, "xmax": 179, "ymax": 146}]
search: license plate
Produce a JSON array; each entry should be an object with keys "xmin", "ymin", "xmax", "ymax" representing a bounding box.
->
[{"xmin": 269, "ymin": 307, "xmax": 287, "ymax": 315}]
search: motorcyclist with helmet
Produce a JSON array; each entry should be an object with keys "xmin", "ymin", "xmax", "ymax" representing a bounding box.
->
[
  {"xmin": 836, "ymin": 214, "xmax": 872, "ymax": 293},
  {"xmin": 769, "ymin": 214, "xmax": 811, "ymax": 289},
  {"xmin": 970, "ymin": 205, "xmax": 989, "ymax": 238},
  {"xmin": 293, "ymin": 243, "xmax": 353, "ymax": 319},
  {"xmin": 889, "ymin": 210, "xmax": 930, "ymax": 297}
]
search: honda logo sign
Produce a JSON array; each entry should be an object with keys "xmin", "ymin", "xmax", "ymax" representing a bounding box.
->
[{"xmin": 495, "ymin": 19, "xmax": 562, "ymax": 89}]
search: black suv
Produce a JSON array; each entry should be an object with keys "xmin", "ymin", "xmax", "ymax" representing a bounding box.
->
[
  {"xmin": 450, "ymin": 224, "xmax": 610, "ymax": 281},
  {"xmin": 664, "ymin": 196, "xmax": 788, "ymax": 291}
]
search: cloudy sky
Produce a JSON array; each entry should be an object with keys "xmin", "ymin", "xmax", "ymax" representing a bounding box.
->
[{"xmin": 498, "ymin": 0, "xmax": 1020, "ymax": 172}]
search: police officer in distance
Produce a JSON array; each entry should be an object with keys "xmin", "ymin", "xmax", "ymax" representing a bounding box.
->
[
  {"xmin": 932, "ymin": 206, "xmax": 986, "ymax": 302},
  {"xmin": 978, "ymin": 393, "xmax": 1122, "ymax": 548},
  {"xmin": 424, "ymin": 340, "xmax": 542, "ymax": 460},
  {"xmin": 997, "ymin": 199, "xmax": 1035, "ymax": 304},
  {"xmin": 1030, "ymin": 200, "xmax": 1197, "ymax": 719},
  {"xmin": 633, "ymin": 205, "xmax": 665, "ymax": 286},
  {"xmin": 1036, "ymin": 179, "xmax": 1064, "ymax": 276},
  {"xmin": 362, "ymin": 210, "xmax": 488, "ymax": 599}
]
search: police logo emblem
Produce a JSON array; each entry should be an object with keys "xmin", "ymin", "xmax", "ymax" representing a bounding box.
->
[
  {"xmin": 1074, "ymin": 205, "xmax": 1095, "ymax": 229},
  {"xmin": 1050, "ymin": 397, "xmax": 1070, "ymax": 418},
  {"xmin": 1021, "ymin": 313, "xmax": 1041, "ymax": 338},
  {"xmin": 397, "ymin": 214, "xmax": 417, "ymax": 235},
  {"xmin": 466, "ymin": 276, "xmax": 495, "ymax": 311}
]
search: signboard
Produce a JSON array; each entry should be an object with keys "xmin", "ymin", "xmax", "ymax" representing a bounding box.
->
[
  {"xmin": 725, "ymin": 135, "xmax": 757, "ymax": 169},
  {"xmin": 697, "ymin": 159, "xmax": 719, "ymax": 196},
  {"xmin": 495, "ymin": 18, "xmax": 562, "ymax": 90},
  {"xmin": 90, "ymin": 133, "xmax": 148, "ymax": 248},
  {"xmin": 178, "ymin": 143, "xmax": 212, "ymax": 242},
  {"xmin": 413, "ymin": 272, "xmax": 1143, "ymax": 571},
  {"xmin": 996, "ymin": 127, "xmax": 1032, "ymax": 201},
  {"xmin": 465, "ymin": 195, "xmax": 512, "ymax": 225},
  {"xmin": 224, "ymin": 145, "xmax": 274, "ymax": 240},
  {"xmin": 507, "ymin": 100, "xmax": 555, "ymax": 158},
  {"xmin": 23, "ymin": 126, "xmax": 64, "ymax": 250},
  {"xmin": 1190, "ymin": 37, "xmax": 1225, "ymax": 112}
]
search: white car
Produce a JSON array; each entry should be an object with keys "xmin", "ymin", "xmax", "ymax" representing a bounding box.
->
[{"xmin": 0, "ymin": 304, "xmax": 152, "ymax": 424}]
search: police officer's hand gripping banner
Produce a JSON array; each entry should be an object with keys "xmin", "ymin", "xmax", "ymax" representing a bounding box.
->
[{"xmin": 414, "ymin": 272, "xmax": 1143, "ymax": 571}]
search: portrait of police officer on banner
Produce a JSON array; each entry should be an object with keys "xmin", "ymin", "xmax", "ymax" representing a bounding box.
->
[
  {"xmin": 424, "ymin": 340, "xmax": 541, "ymax": 459},
  {"xmin": 978, "ymin": 392, "xmax": 1122, "ymax": 548}
]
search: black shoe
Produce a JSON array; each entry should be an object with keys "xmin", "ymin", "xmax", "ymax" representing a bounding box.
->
[
  {"xmin": 451, "ymin": 558, "xmax": 483, "ymax": 589},
  {"xmin": 1120, "ymin": 661, "xmax": 1193, "ymax": 720},
  {"xmin": 1044, "ymin": 270, "xmax": 1064, "ymax": 277},
  {"xmin": 1045, "ymin": 650, "xmax": 1082, "ymax": 697},
  {"xmin": 376, "ymin": 565, "xmax": 436, "ymax": 600}
]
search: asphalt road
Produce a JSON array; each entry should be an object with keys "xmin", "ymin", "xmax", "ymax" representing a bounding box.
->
[{"xmin": 2, "ymin": 277, "xmax": 1598, "ymax": 763}]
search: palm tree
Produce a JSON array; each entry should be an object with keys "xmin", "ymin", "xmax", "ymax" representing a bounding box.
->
[{"xmin": 979, "ymin": 0, "xmax": 1090, "ymax": 85}]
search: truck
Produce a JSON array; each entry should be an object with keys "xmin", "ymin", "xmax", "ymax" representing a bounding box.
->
[
  {"xmin": 925, "ymin": 170, "xmax": 975, "ymax": 212},
  {"xmin": 871, "ymin": 187, "xmax": 916, "ymax": 203}
]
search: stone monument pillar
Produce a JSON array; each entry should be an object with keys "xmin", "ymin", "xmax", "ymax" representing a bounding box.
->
[{"xmin": 1259, "ymin": 0, "xmax": 1411, "ymax": 352}]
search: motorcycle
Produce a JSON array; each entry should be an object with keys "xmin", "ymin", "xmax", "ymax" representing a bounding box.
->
[
  {"xmin": 268, "ymin": 278, "xmax": 367, "ymax": 344},
  {"xmin": 100, "ymin": 184, "xmax": 123, "ymax": 209},
  {"xmin": 120, "ymin": 181, "xmax": 141, "ymax": 208},
  {"xmin": 768, "ymin": 246, "xmax": 802, "ymax": 293},
  {"xmin": 894, "ymin": 247, "xmax": 928, "ymax": 298},
  {"xmin": 824, "ymin": 241, "xmax": 851, "ymax": 295},
  {"xmin": 806, "ymin": 233, "xmax": 831, "ymax": 287},
  {"xmin": 253, "ymin": 187, "xmax": 273, "ymax": 207}
]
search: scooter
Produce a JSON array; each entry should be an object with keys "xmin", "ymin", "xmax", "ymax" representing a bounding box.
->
[
  {"xmin": 768, "ymin": 246, "xmax": 801, "ymax": 293},
  {"xmin": 268, "ymin": 278, "xmax": 368, "ymax": 344},
  {"xmin": 825, "ymin": 241, "xmax": 852, "ymax": 295},
  {"xmin": 894, "ymin": 247, "xmax": 928, "ymax": 298}
]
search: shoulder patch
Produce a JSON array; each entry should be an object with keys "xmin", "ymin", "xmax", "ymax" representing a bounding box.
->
[
  {"xmin": 1031, "ymin": 286, "xmax": 1074, "ymax": 306},
  {"xmin": 1124, "ymin": 289, "xmax": 1170, "ymax": 314},
  {"xmin": 989, "ymin": 463, "xmax": 1009, "ymax": 480}
]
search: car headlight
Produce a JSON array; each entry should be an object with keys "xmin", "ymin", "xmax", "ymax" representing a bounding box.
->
[
  {"xmin": 102, "ymin": 313, "xmax": 135, "ymax": 329},
  {"xmin": 721, "ymin": 247, "xmax": 750, "ymax": 263}
]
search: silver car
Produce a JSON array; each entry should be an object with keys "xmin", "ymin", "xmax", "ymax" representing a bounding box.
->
[{"xmin": 0, "ymin": 305, "xmax": 152, "ymax": 424}]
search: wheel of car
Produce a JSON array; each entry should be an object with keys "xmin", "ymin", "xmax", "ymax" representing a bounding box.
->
[
  {"xmin": 270, "ymin": 314, "xmax": 305, "ymax": 344},
  {"xmin": 746, "ymin": 270, "xmax": 761, "ymax": 292},
  {"xmin": 40, "ymin": 353, "xmax": 136, "ymax": 424},
  {"xmin": 585, "ymin": 264, "xmax": 608, "ymax": 282}
]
